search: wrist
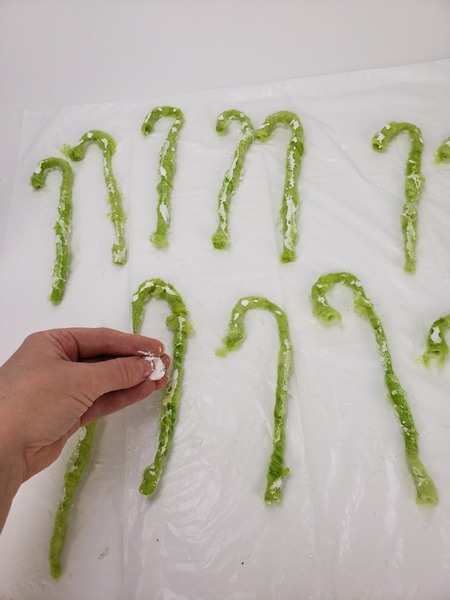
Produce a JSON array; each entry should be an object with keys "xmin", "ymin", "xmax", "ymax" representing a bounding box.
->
[{"xmin": 0, "ymin": 413, "xmax": 26, "ymax": 532}]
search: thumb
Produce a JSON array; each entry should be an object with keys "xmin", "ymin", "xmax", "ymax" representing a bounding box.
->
[{"xmin": 83, "ymin": 356, "xmax": 152, "ymax": 397}]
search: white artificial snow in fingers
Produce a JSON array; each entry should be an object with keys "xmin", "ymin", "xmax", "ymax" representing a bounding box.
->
[{"xmin": 138, "ymin": 350, "xmax": 166, "ymax": 380}]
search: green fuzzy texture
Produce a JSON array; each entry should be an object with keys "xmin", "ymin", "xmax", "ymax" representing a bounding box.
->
[
  {"xmin": 254, "ymin": 111, "xmax": 305, "ymax": 263},
  {"xmin": 216, "ymin": 296, "xmax": 292, "ymax": 503},
  {"xmin": 132, "ymin": 279, "xmax": 192, "ymax": 497},
  {"xmin": 63, "ymin": 130, "xmax": 127, "ymax": 265},
  {"xmin": 30, "ymin": 157, "xmax": 73, "ymax": 304},
  {"xmin": 212, "ymin": 110, "xmax": 254, "ymax": 250},
  {"xmin": 142, "ymin": 107, "xmax": 184, "ymax": 249},
  {"xmin": 372, "ymin": 122, "xmax": 425, "ymax": 273},
  {"xmin": 49, "ymin": 422, "xmax": 98, "ymax": 580},
  {"xmin": 311, "ymin": 272, "xmax": 438, "ymax": 505},
  {"xmin": 422, "ymin": 315, "xmax": 450, "ymax": 367},
  {"xmin": 435, "ymin": 137, "xmax": 450, "ymax": 164}
]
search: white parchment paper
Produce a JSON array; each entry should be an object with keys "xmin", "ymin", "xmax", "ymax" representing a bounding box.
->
[{"xmin": 1, "ymin": 59, "xmax": 450, "ymax": 599}]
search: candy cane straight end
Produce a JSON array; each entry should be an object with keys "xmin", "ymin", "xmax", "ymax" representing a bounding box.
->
[
  {"xmin": 281, "ymin": 248, "xmax": 296, "ymax": 264},
  {"xmin": 264, "ymin": 467, "xmax": 289, "ymax": 504},
  {"xmin": 112, "ymin": 245, "xmax": 127, "ymax": 265},
  {"xmin": 150, "ymin": 231, "xmax": 168, "ymax": 249},
  {"xmin": 139, "ymin": 467, "xmax": 159, "ymax": 498},
  {"xmin": 416, "ymin": 481, "xmax": 438, "ymax": 506},
  {"xmin": 50, "ymin": 563, "xmax": 62, "ymax": 581},
  {"xmin": 49, "ymin": 289, "xmax": 63, "ymax": 305},
  {"xmin": 404, "ymin": 258, "xmax": 416, "ymax": 273},
  {"xmin": 411, "ymin": 459, "xmax": 438, "ymax": 506},
  {"xmin": 215, "ymin": 346, "xmax": 228, "ymax": 358},
  {"xmin": 212, "ymin": 229, "xmax": 229, "ymax": 250}
]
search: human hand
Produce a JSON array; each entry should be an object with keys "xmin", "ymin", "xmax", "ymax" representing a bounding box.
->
[{"xmin": 0, "ymin": 327, "xmax": 169, "ymax": 530}]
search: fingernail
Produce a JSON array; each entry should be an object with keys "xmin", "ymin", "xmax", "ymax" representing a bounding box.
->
[{"xmin": 137, "ymin": 358, "xmax": 151, "ymax": 379}]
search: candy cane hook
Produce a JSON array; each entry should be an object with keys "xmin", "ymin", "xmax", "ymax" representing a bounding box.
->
[
  {"xmin": 63, "ymin": 130, "xmax": 127, "ymax": 265},
  {"xmin": 216, "ymin": 296, "xmax": 292, "ymax": 503},
  {"xmin": 212, "ymin": 110, "xmax": 254, "ymax": 250},
  {"xmin": 142, "ymin": 107, "xmax": 185, "ymax": 248},
  {"xmin": 132, "ymin": 278, "xmax": 192, "ymax": 497},
  {"xmin": 422, "ymin": 315, "xmax": 450, "ymax": 366},
  {"xmin": 311, "ymin": 272, "xmax": 437, "ymax": 505},
  {"xmin": 49, "ymin": 422, "xmax": 98, "ymax": 580},
  {"xmin": 255, "ymin": 111, "xmax": 305, "ymax": 263},
  {"xmin": 30, "ymin": 157, "xmax": 73, "ymax": 303},
  {"xmin": 436, "ymin": 136, "xmax": 450, "ymax": 164},
  {"xmin": 372, "ymin": 122, "xmax": 425, "ymax": 273}
]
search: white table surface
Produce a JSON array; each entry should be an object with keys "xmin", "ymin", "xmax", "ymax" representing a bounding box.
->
[
  {"xmin": 1, "ymin": 0, "xmax": 450, "ymax": 245},
  {"xmin": 2, "ymin": 3, "xmax": 450, "ymax": 599}
]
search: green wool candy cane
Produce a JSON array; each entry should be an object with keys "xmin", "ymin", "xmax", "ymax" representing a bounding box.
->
[
  {"xmin": 30, "ymin": 157, "xmax": 73, "ymax": 303},
  {"xmin": 372, "ymin": 122, "xmax": 425, "ymax": 273},
  {"xmin": 254, "ymin": 111, "xmax": 305, "ymax": 263},
  {"xmin": 49, "ymin": 422, "xmax": 98, "ymax": 580},
  {"xmin": 142, "ymin": 107, "xmax": 185, "ymax": 248},
  {"xmin": 132, "ymin": 279, "xmax": 192, "ymax": 497},
  {"xmin": 63, "ymin": 130, "xmax": 127, "ymax": 265},
  {"xmin": 422, "ymin": 315, "xmax": 450, "ymax": 366},
  {"xmin": 212, "ymin": 110, "xmax": 255, "ymax": 250},
  {"xmin": 311, "ymin": 272, "xmax": 437, "ymax": 505},
  {"xmin": 216, "ymin": 296, "xmax": 293, "ymax": 503}
]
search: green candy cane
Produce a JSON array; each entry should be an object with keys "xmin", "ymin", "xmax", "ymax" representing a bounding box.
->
[
  {"xmin": 255, "ymin": 111, "xmax": 305, "ymax": 263},
  {"xmin": 212, "ymin": 110, "xmax": 255, "ymax": 250},
  {"xmin": 142, "ymin": 107, "xmax": 185, "ymax": 248},
  {"xmin": 49, "ymin": 422, "xmax": 98, "ymax": 580},
  {"xmin": 422, "ymin": 315, "xmax": 450, "ymax": 366},
  {"xmin": 132, "ymin": 279, "xmax": 192, "ymax": 497},
  {"xmin": 372, "ymin": 122, "xmax": 425, "ymax": 273},
  {"xmin": 63, "ymin": 130, "xmax": 127, "ymax": 265},
  {"xmin": 312, "ymin": 272, "xmax": 437, "ymax": 505},
  {"xmin": 216, "ymin": 296, "xmax": 292, "ymax": 503},
  {"xmin": 30, "ymin": 157, "xmax": 73, "ymax": 304}
]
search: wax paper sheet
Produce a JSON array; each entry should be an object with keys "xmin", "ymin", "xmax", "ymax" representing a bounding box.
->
[{"xmin": 1, "ymin": 59, "xmax": 450, "ymax": 600}]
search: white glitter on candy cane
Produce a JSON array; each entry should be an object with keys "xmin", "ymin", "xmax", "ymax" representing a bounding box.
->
[
  {"xmin": 159, "ymin": 203, "xmax": 169, "ymax": 223},
  {"xmin": 431, "ymin": 326, "xmax": 441, "ymax": 344},
  {"xmin": 284, "ymin": 194, "xmax": 298, "ymax": 251}
]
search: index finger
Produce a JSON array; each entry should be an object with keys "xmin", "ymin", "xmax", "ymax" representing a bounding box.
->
[{"xmin": 48, "ymin": 328, "xmax": 165, "ymax": 360}]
